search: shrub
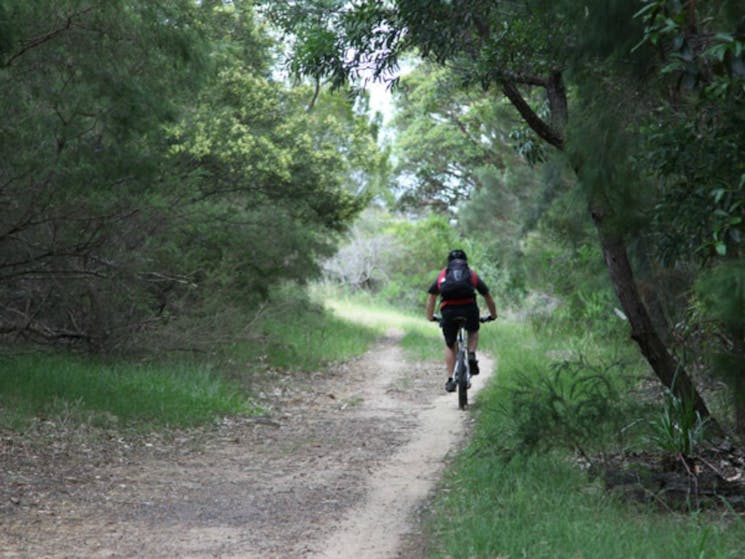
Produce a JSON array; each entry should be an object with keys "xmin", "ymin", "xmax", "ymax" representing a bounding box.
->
[{"xmin": 483, "ymin": 355, "xmax": 638, "ymax": 458}]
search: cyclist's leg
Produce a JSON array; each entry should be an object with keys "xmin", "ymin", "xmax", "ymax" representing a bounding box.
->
[
  {"xmin": 443, "ymin": 342, "xmax": 456, "ymax": 391},
  {"xmin": 467, "ymin": 330, "xmax": 478, "ymax": 353},
  {"xmin": 444, "ymin": 343, "xmax": 456, "ymax": 376},
  {"xmin": 440, "ymin": 308, "xmax": 459, "ymax": 392},
  {"xmin": 467, "ymin": 331, "xmax": 480, "ymax": 376},
  {"xmin": 465, "ymin": 304, "xmax": 481, "ymax": 375}
]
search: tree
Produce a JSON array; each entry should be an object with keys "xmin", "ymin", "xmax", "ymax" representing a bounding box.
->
[
  {"xmin": 631, "ymin": 0, "xmax": 745, "ymax": 431},
  {"xmin": 267, "ymin": 0, "xmax": 745, "ymax": 424},
  {"xmin": 1, "ymin": 0, "xmax": 210, "ymax": 349},
  {"xmin": 0, "ymin": 1, "xmax": 377, "ymax": 352}
]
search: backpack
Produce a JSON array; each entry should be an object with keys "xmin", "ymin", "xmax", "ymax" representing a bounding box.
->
[{"xmin": 437, "ymin": 259, "xmax": 477, "ymax": 300}]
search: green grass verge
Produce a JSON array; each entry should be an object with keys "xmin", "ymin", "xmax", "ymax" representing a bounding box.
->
[
  {"xmin": 422, "ymin": 319, "xmax": 745, "ymax": 558},
  {"xmin": 0, "ymin": 294, "xmax": 385, "ymax": 431},
  {"xmin": 430, "ymin": 451, "xmax": 745, "ymax": 558},
  {"xmin": 325, "ymin": 296, "xmax": 442, "ymax": 361},
  {"xmin": 225, "ymin": 301, "xmax": 382, "ymax": 374},
  {"xmin": 0, "ymin": 355, "xmax": 251, "ymax": 430},
  {"xmin": 260, "ymin": 306, "xmax": 380, "ymax": 370}
]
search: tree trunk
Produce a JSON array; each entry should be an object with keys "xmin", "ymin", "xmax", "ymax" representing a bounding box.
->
[
  {"xmin": 501, "ymin": 74, "xmax": 714, "ymax": 423},
  {"xmin": 592, "ymin": 209, "xmax": 713, "ymax": 420},
  {"xmin": 732, "ymin": 326, "xmax": 745, "ymax": 438}
]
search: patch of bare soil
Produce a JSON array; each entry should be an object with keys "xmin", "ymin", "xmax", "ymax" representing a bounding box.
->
[{"xmin": 1, "ymin": 330, "xmax": 494, "ymax": 558}]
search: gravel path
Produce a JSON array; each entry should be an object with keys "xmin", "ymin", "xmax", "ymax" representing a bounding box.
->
[{"xmin": 1, "ymin": 330, "xmax": 494, "ymax": 558}]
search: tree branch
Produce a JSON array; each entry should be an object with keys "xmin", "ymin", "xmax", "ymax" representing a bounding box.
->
[
  {"xmin": 501, "ymin": 81, "xmax": 565, "ymax": 150},
  {"xmin": 3, "ymin": 5, "xmax": 97, "ymax": 67},
  {"xmin": 306, "ymin": 76, "xmax": 321, "ymax": 112}
]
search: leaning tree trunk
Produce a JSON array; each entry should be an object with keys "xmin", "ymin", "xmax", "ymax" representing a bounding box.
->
[
  {"xmin": 499, "ymin": 74, "xmax": 714, "ymax": 422},
  {"xmin": 592, "ymin": 208, "xmax": 713, "ymax": 420}
]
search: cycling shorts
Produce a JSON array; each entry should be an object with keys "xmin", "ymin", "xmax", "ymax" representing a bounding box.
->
[{"xmin": 440, "ymin": 302, "xmax": 480, "ymax": 348}]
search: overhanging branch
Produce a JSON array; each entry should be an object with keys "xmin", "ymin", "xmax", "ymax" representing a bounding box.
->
[{"xmin": 501, "ymin": 81, "xmax": 564, "ymax": 150}]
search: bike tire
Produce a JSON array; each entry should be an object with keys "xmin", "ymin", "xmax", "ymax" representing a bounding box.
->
[{"xmin": 457, "ymin": 355, "xmax": 468, "ymax": 410}]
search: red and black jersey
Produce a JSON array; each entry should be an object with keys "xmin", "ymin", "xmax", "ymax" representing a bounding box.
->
[{"xmin": 428, "ymin": 266, "xmax": 490, "ymax": 309}]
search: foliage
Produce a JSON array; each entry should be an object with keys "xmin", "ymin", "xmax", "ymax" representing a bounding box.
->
[
  {"xmin": 0, "ymin": 1, "xmax": 382, "ymax": 353},
  {"xmin": 421, "ymin": 317, "xmax": 745, "ymax": 559},
  {"xmin": 0, "ymin": 288, "xmax": 384, "ymax": 430},
  {"xmin": 695, "ymin": 260, "xmax": 745, "ymax": 335},
  {"xmin": 390, "ymin": 63, "xmax": 533, "ymax": 211},
  {"xmin": 488, "ymin": 356, "xmax": 637, "ymax": 458},
  {"xmin": 630, "ymin": 0, "xmax": 745, "ymax": 429},
  {"xmin": 649, "ymin": 381, "xmax": 710, "ymax": 456},
  {"xmin": 0, "ymin": 355, "xmax": 250, "ymax": 430},
  {"xmin": 322, "ymin": 209, "xmax": 511, "ymax": 311}
]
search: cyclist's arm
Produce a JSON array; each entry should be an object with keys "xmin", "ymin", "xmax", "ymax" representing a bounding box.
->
[
  {"xmin": 483, "ymin": 292, "xmax": 497, "ymax": 319},
  {"xmin": 426, "ymin": 293, "xmax": 437, "ymax": 321}
]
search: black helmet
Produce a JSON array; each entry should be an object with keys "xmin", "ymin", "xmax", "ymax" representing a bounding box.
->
[{"xmin": 448, "ymin": 249, "xmax": 467, "ymax": 262}]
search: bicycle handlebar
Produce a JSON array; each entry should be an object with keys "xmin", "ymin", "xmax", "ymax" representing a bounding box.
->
[{"xmin": 430, "ymin": 315, "xmax": 496, "ymax": 323}]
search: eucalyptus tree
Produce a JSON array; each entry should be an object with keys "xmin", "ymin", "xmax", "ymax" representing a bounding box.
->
[
  {"xmin": 0, "ymin": 1, "xmax": 375, "ymax": 352},
  {"xmin": 630, "ymin": 0, "xmax": 745, "ymax": 430},
  {"xmin": 266, "ymin": 0, "xmax": 745, "ymax": 423}
]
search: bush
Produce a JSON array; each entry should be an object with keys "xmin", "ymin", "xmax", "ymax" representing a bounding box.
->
[{"xmin": 480, "ymin": 354, "xmax": 639, "ymax": 458}]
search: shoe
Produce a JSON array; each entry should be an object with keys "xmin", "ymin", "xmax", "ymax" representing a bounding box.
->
[
  {"xmin": 469, "ymin": 359, "xmax": 479, "ymax": 376},
  {"xmin": 445, "ymin": 378, "xmax": 456, "ymax": 392}
]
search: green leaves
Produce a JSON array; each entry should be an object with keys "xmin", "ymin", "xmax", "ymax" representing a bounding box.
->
[
  {"xmin": 0, "ymin": 1, "xmax": 380, "ymax": 352},
  {"xmin": 633, "ymin": 0, "xmax": 745, "ymax": 96},
  {"xmin": 493, "ymin": 355, "xmax": 635, "ymax": 456},
  {"xmin": 649, "ymin": 373, "xmax": 711, "ymax": 456}
]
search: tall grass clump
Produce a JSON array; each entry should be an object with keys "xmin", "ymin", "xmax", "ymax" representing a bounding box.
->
[
  {"xmin": 0, "ymin": 355, "xmax": 251, "ymax": 430},
  {"xmin": 648, "ymin": 374, "xmax": 711, "ymax": 456}
]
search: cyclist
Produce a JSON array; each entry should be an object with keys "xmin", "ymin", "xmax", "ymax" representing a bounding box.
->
[{"xmin": 426, "ymin": 249, "xmax": 497, "ymax": 392}]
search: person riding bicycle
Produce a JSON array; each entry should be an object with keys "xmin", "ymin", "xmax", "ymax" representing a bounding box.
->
[{"xmin": 426, "ymin": 249, "xmax": 497, "ymax": 393}]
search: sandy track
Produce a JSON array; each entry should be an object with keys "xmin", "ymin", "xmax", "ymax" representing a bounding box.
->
[
  {"xmin": 1, "ymin": 330, "xmax": 493, "ymax": 558},
  {"xmin": 307, "ymin": 334, "xmax": 493, "ymax": 558}
]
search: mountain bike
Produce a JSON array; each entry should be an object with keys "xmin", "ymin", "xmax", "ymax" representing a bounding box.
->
[{"xmin": 434, "ymin": 315, "xmax": 494, "ymax": 410}]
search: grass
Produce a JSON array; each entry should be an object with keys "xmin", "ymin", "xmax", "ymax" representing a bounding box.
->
[
  {"xmin": 0, "ymin": 294, "xmax": 385, "ymax": 431},
  {"xmin": 325, "ymin": 296, "xmax": 443, "ymax": 361},
  {"xmin": 429, "ymin": 451, "xmax": 745, "ymax": 558},
  {"xmin": 257, "ymin": 304, "xmax": 381, "ymax": 370},
  {"xmin": 0, "ymin": 354, "xmax": 252, "ymax": 430},
  {"xmin": 419, "ymin": 318, "xmax": 745, "ymax": 558}
]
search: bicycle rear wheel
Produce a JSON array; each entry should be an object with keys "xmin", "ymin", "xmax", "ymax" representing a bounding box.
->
[{"xmin": 456, "ymin": 354, "xmax": 468, "ymax": 409}]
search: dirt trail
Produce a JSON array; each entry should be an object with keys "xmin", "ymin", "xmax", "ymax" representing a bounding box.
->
[{"xmin": 1, "ymin": 329, "xmax": 493, "ymax": 559}]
